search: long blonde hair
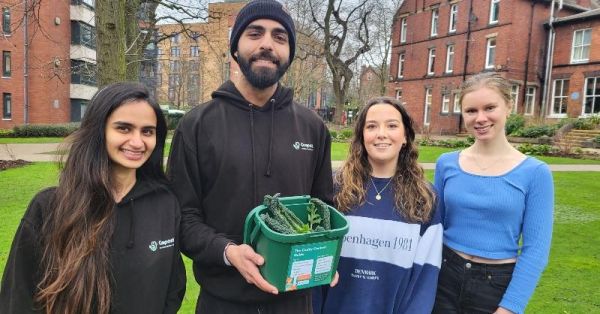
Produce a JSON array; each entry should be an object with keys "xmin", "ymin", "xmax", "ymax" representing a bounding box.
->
[{"xmin": 335, "ymin": 97, "xmax": 435, "ymax": 223}]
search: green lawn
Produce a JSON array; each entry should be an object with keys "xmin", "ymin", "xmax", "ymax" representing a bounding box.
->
[
  {"xmin": 0, "ymin": 137, "xmax": 64, "ymax": 144},
  {"xmin": 1, "ymin": 163, "xmax": 599, "ymax": 312},
  {"xmin": 332, "ymin": 142, "xmax": 600, "ymax": 164}
]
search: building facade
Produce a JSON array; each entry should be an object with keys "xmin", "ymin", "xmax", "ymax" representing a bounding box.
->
[
  {"xmin": 387, "ymin": 0, "xmax": 598, "ymax": 134},
  {"xmin": 0, "ymin": 0, "xmax": 97, "ymax": 129},
  {"xmin": 549, "ymin": 8, "xmax": 600, "ymax": 118}
]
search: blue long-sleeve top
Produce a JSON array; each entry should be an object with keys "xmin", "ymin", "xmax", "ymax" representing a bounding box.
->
[
  {"xmin": 313, "ymin": 177, "xmax": 443, "ymax": 314},
  {"xmin": 434, "ymin": 151, "xmax": 554, "ymax": 314}
]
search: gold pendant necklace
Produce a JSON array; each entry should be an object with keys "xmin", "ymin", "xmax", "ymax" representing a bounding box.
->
[{"xmin": 370, "ymin": 177, "xmax": 393, "ymax": 201}]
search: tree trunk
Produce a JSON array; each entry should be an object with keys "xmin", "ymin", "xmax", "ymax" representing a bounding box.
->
[
  {"xmin": 125, "ymin": 0, "xmax": 142, "ymax": 81},
  {"xmin": 96, "ymin": 0, "xmax": 126, "ymax": 87}
]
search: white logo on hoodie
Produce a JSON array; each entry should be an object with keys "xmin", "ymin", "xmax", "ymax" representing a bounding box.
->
[{"xmin": 293, "ymin": 141, "xmax": 314, "ymax": 151}]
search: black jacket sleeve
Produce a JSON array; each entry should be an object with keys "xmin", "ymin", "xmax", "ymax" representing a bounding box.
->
[
  {"xmin": 0, "ymin": 199, "xmax": 44, "ymax": 314},
  {"xmin": 167, "ymin": 127, "xmax": 231, "ymax": 266},
  {"xmin": 310, "ymin": 126, "xmax": 334, "ymax": 206}
]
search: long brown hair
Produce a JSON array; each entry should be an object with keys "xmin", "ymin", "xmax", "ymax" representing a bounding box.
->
[
  {"xmin": 335, "ymin": 97, "xmax": 435, "ymax": 223},
  {"xmin": 35, "ymin": 83, "xmax": 167, "ymax": 314}
]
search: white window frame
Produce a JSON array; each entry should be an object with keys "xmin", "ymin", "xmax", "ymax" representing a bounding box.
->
[
  {"xmin": 190, "ymin": 46, "xmax": 199, "ymax": 57},
  {"xmin": 551, "ymin": 79, "xmax": 569, "ymax": 116},
  {"xmin": 525, "ymin": 86, "xmax": 536, "ymax": 115},
  {"xmin": 571, "ymin": 29, "xmax": 591, "ymax": 64},
  {"xmin": 449, "ymin": 4, "xmax": 458, "ymax": 33},
  {"xmin": 430, "ymin": 8, "xmax": 439, "ymax": 37},
  {"xmin": 442, "ymin": 94, "xmax": 450, "ymax": 113},
  {"xmin": 485, "ymin": 37, "xmax": 496, "ymax": 69},
  {"xmin": 424, "ymin": 88, "xmax": 432, "ymax": 125},
  {"xmin": 489, "ymin": 0, "xmax": 500, "ymax": 24},
  {"xmin": 510, "ymin": 84, "xmax": 519, "ymax": 114},
  {"xmin": 400, "ymin": 17, "xmax": 407, "ymax": 43},
  {"xmin": 583, "ymin": 77, "xmax": 600, "ymax": 116},
  {"xmin": 445, "ymin": 45, "xmax": 454, "ymax": 73},
  {"xmin": 395, "ymin": 89, "xmax": 402, "ymax": 100},
  {"xmin": 453, "ymin": 93, "xmax": 461, "ymax": 113},
  {"xmin": 397, "ymin": 53, "xmax": 405, "ymax": 78},
  {"xmin": 427, "ymin": 48, "xmax": 436, "ymax": 75}
]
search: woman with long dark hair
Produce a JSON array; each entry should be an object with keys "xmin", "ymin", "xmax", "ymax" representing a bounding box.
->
[
  {"xmin": 313, "ymin": 97, "xmax": 443, "ymax": 314},
  {"xmin": 0, "ymin": 82, "xmax": 185, "ymax": 313}
]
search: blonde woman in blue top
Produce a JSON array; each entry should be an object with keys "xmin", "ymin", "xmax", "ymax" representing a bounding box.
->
[{"xmin": 432, "ymin": 72, "xmax": 554, "ymax": 314}]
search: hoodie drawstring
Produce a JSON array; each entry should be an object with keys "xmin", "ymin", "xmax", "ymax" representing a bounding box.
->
[
  {"xmin": 126, "ymin": 199, "xmax": 136, "ymax": 249},
  {"xmin": 249, "ymin": 105, "xmax": 259, "ymax": 205},
  {"xmin": 265, "ymin": 99, "xmax": 275, "ymax": 177}
]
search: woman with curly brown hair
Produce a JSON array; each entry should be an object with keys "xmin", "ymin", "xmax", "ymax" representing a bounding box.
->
[
  {"xmin": 313, "ymin": 96, "xmax": 443, "ymax": 314},
  {"xmin": 0, "ymin": 82, "xmax": 185, "ymax": 314}
]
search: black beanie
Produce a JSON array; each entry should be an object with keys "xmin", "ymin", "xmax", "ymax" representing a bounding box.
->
[{"xmin": 230, "ymin": 0, "xmax": 296, "ymax": 63}]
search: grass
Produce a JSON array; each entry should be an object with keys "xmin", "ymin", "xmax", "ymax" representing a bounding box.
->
[
  {"xmin": 1, "ymin": 164, "xmax": 599, "ymax": 312},
  {"xmin": 332, "ymin": 142, "xmax": 600, "ymax": 164},
  {"xmin": 0, "ymin": 137, "xmax": 64, "ymax": 144}
]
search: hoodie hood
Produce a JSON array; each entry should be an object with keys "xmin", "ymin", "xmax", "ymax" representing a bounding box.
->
[{"xmin": 211, "ymin": 80, "xmax": 294, "ymax": 111}]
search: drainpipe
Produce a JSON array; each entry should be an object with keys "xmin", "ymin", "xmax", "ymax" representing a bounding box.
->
[
  {"xmin": 23, "ymin": 0, "xmax": 29, "ymax": 124},
  {"xmin": 541, "ymin": 0, "xmax": 557, "ymax": 119},
  {"xmin": 521, "ymin": 1, "xmax": 535, "ymax": 114},
  {"xmin": 458, "ymin": 0, "xmax": 474, "ymax": 133}
]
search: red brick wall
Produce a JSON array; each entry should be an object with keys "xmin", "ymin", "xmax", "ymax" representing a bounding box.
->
[
  {"xmin": 386, "ymin": 0, "xmax": 584, "ymax": 134},
  {"xmin": 551, "ymin": 17, "xmax": 600, "ymax": 118},
  {"xmin": 0, "ymin": 0, "xmax": 71, "ymax": 129}
]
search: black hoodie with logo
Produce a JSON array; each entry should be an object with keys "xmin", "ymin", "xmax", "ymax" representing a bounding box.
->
[
  {"xmin": 0, "ymin": 180, "xmax": 186, "ymax": 313},
  {"xmin": 167, "ymin": 81, "xmax": 334, "ymax": 304}
]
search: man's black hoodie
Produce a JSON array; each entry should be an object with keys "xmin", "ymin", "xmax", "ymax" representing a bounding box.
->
[
  {"xmin": 168, "ymin": 81, "xmax": 334, "ymax": 304},
  {"xmin": 0, "ymin": 180, "xmax": 186, "ymax": 313}
]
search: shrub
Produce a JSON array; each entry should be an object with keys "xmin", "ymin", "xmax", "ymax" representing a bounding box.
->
[
  {"xmin": 594, "ymin": 135, "xmax": 600, "ymax": 144},
  {"xmin": 517, "ymin": 125, "xmax": 556, "ymax": 138},
  {"xmin": 341, "ymin": 129, "xmax": 353, "ymax": 139},
  {"xmin": 505, "ymin": 114, "xmax": 525, "ymax": 135},
  {"xmin": 572, "ymin": 118, "xmax": 596, "ymax": 130},
  {"xmin": 517, "ymin": 143, "xmax": 555, "ymax": 155},
  {"xmin": 13, "ymin": 123, "xmax": 79, "ymax": 137},
  {"xmin": 329, "ymin": 130, "xmax": 337, "ymax": 139},
  {"xmin": 0, "ymin": 128, "xmax": 14, "ymax": 137},
  {"xmin": 166, "ymin": 112, "xmax": 184, "ymax": 130}
]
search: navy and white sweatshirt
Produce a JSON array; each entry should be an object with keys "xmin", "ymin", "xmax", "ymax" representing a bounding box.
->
[
  {"xmin": 167, "ymin": 81, "xmax": 334, "ymax": 304},
  {"xmin": 313, "ymin": 177, "xmax": 443, "ymax": 314},
  {"xmin": 0, "ymin": 180, "xmax": 186, "ymax": 314}
]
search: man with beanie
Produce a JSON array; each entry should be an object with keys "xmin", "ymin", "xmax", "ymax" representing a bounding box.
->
[{"xmin": 167, "ymin": 0, "xmax": 334, "ymax": 312}]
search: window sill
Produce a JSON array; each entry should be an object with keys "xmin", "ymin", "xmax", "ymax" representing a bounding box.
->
[
  {"xmin": 570, "ymin": 60, "xmax": 589, "ymax": 64},
  {"xmin": 547, "ymin": 114, "xmax": 567, "ymax": 119}
]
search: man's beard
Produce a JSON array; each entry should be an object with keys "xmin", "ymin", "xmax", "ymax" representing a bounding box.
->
[{"xmin": 237, "ymin": 50, "xmax": 289, "ymax": 90}]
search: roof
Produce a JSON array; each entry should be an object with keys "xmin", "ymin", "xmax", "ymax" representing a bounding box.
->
[{"xmin": 553, "ymin": 8, "xmax": 600, "ymax": 24}]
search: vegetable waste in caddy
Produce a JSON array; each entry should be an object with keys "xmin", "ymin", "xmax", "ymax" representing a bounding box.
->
[{"xmin": 244, "ymin": 194, "xmax": 349, "ymax": 292}]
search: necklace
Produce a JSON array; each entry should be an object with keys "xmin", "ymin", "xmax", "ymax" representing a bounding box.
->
[
  {"xmin": 470, "ymin": 150, "xmax": 504, "ymax": 171},
  {"xmin": 370, "ymin": 177, "xmax": 393, "ymax": 201}
]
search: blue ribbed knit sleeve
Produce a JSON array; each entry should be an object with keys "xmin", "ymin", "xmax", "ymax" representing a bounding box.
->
[{"xmin": 499, "ymin": 162, "xmax": 554, "ymax": 314}]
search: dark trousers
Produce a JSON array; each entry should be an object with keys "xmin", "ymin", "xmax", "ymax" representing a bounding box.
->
[
  {"xmin": 197, "ymin": 290, "xmax": 313, "ymax": 314},
  {"xmin": 432, "ymin": 245, "xmax": 515, "ymax": 314}
]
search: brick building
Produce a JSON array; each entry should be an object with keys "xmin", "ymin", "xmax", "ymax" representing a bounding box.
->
[
  {"xmin": 387, "ymin": 0, "xmax": 599, "ymax": 134},
  {"xmin": 0, "ymin": 0, "xmax": 97, "ymax": 129},
  {"xmin": 156, "ymin": 1, "xmax": 245, "ymax": 108},
  {"xmin": 358, "ymin": 65, "xmax": 382, "ymax": 104},
  {"xmin": 156, "ymin": 0, "xmax": 330, "ymax": 112},
  {"xmin": 549, "ymin": 8, "xmax": 600, "ymax": 118}
]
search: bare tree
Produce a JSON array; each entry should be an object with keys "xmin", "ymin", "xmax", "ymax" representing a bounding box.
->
[
  {"xmin": 306, "ymin": 0, "xmax": 372, "ymax": 124},
  {"xmin": 95, "ymin": 0, "xmax": 209, "ymax": 86},
  {"xmin": 361, "ymin": 0, "xmax": 403, "ymax": 97}
]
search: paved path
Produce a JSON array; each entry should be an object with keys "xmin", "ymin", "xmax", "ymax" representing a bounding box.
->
[{"xmin": 3, "ymin": 143, "xmax": 600, "ymax": 171}]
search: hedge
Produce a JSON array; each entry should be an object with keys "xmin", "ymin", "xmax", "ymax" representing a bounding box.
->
[{"xmin": 12, "ymin": 123, "xmax": 80, "ymax": 137}]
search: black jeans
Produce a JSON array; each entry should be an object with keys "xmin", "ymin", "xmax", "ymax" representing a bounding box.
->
[
  {"xmin": 197, "ymin": 290, "xmax": 313, "ymax": 314},
  {"xmin": 432, "ymin": 245, "xmax": 515, "ymax": 314}
]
